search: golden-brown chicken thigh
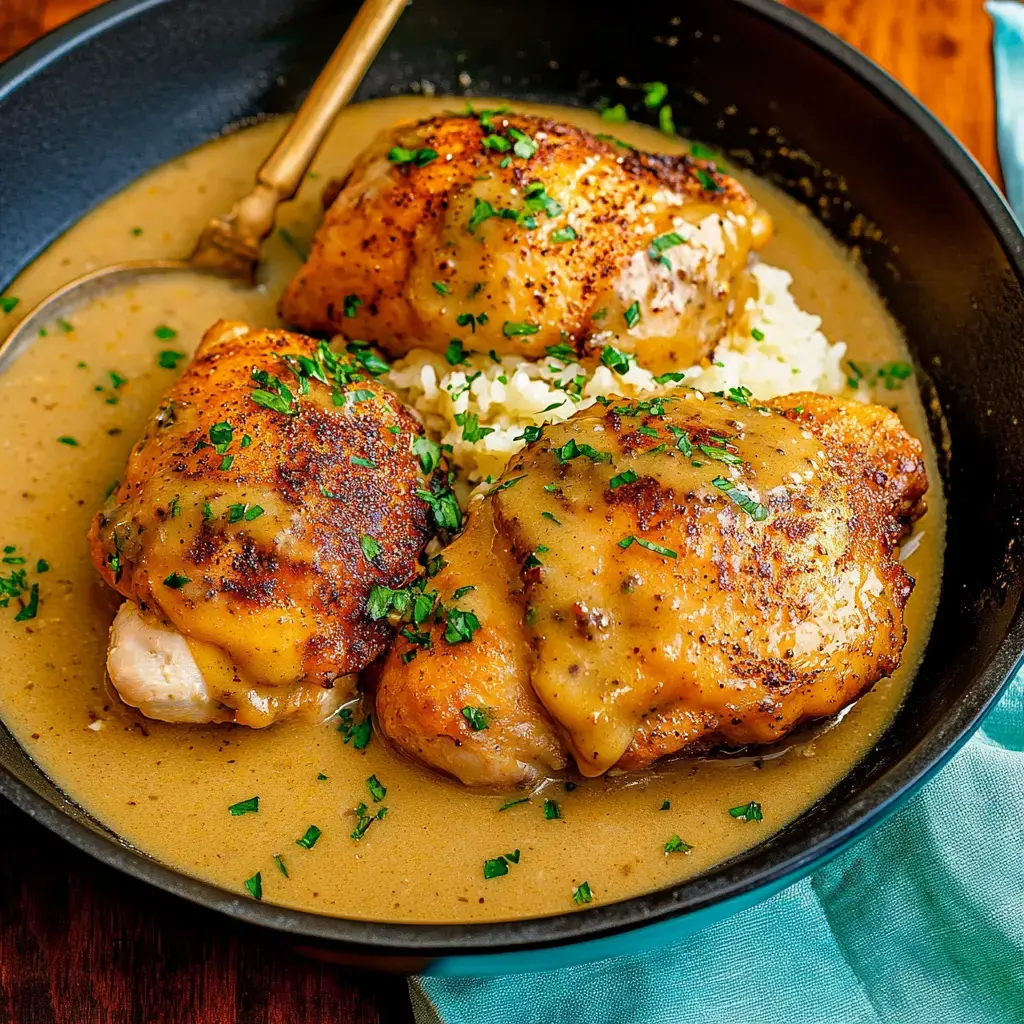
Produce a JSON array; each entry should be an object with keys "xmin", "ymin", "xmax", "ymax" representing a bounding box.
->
[
  {"xmin": 280, "ymin": 113, "xmax": 772, "ymax": 373},
  {"xmin": 90, "ymin": 320, "xmax": 444, "ymax": 726},
  {"xmin": 375, "ymin": 388, "xmax": 927, "ymax": 786}
]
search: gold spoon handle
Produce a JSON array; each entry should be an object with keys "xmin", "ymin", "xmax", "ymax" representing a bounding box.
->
[{"xmin": 190, "ymin": 0, "xmax": 408, "ymax": 280}]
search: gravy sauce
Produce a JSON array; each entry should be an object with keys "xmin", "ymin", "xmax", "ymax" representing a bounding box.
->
[{"xmin": 0, "ymin": 97, "xmax": 944, "ymax": 923}]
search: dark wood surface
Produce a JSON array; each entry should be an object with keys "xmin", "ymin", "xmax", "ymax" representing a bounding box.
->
[{"xmin": 0, "ymin": 2, "xmax": 1002, "ymax": 1022}]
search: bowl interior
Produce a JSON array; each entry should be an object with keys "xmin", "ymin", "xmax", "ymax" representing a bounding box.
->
[{"xmin": 1, "ymin": 0, "xmax": 1023, "ymax": 956}]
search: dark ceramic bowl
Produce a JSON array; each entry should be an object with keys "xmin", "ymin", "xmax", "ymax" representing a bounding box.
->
[{"xmin": 2, "ymin": 0, "xmax": 1022, "ymax": 978}]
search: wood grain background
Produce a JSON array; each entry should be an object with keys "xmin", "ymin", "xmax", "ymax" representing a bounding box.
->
[{"xmin": 0, "ymin": 1, "xmax": 1004, "ymax": 1022}]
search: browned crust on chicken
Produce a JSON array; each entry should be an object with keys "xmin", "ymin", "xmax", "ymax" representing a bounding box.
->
[
  {"xmin": 375, "ymin": 389, "xmax": 928, "ymax": 785},
  {"xmin": 280, "ymin": 113, "xmax": 771, "ymax": 371},
  {"xmin": 89, "ymin": 321, "xmax": 442, "ymax": 685}
]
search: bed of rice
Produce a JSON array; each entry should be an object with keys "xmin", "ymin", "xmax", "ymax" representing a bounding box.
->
[{"xmin": 385, "ymin": 263, "xmax": 853, "ymax": 495}]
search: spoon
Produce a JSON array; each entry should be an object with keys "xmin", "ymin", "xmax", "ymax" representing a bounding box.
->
[{"xmin": 0, "ymin": 0, "xmax": 408, "ymax": 367}]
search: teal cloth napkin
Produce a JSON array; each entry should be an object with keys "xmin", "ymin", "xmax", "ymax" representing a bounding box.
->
[{"xmin": 410, "ymin": 15, "xmax": 1024, "ymax": 1021}]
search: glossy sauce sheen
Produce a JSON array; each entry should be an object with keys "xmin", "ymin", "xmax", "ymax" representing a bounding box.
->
[{"xmin": 0, "ymin": 98, "xmax": 944, "ymax": 923}]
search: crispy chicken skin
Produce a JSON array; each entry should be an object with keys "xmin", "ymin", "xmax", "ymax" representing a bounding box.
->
[
  {"xmin": 375, "ymin": 389, "xmax": 927, "ymax": 786},
  {"xmin": 280, "ymin": 113, "xmax": 772, "ymax": 373},
  {"xmin": 89, "ymin": 320, "xmax": 442, "ymax": 726}
]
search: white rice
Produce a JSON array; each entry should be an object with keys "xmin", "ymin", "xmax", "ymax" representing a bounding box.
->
[{"xmin": 385, "ymin": 262, "xmax": 851, "ymax": 492}]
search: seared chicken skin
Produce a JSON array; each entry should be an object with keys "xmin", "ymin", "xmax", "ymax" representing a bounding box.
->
[
  {"xmin": 90, "ymin": 321, "xmax": 444, "ymax": 726},
  {"xmin": 280, "ymin": 113, "xmax": 772, "ymax": 373},
  {"xmin": 375, "ymin": 389, "xmax": 927, "ymax": 786}
]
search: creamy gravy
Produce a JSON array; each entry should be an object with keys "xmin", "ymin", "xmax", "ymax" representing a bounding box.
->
[{"xmin": 0, "ymin": 97, "xmax": 944, "ymax": 924}]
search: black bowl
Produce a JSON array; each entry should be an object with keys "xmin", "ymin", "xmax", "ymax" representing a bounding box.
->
[{"xmin": 2, "ymin": 0, "xmax": 1023, "ymax": 976}]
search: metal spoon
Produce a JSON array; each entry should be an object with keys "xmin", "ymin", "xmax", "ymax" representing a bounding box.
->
[{"xmin": 0, "ymin": 0, "xmax": 408, "ymax": 368}]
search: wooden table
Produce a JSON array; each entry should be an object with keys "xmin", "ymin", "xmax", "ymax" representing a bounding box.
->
[{"xmin": 0, "ymin": 2, "xmax": 1001, "ymax": 1022}]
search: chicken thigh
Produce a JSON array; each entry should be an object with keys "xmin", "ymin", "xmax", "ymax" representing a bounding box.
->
[
  {"xmin": 375, "ymin": 389, "xmax": 927, "ymax": 786},
  {"xmin": 280, "ymin": 112, "xmax": 772, "ymax": 373},
  {"xmin": 90, "ymin": 321, "xmax": 446, "ymax": 726}
]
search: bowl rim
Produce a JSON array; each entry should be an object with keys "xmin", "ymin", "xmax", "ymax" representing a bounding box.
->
[{"xmin": 2, "ymin": 0, "xmax": 1023, "ymax": 957}]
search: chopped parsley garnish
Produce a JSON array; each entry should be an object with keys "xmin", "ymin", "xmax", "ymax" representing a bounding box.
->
[
  {"xmin": 158, "ymin": 350, "xmax": 186, "ymax": 369},
  {"xmin": 457, "ymin": 411, "xmax": 494, "ymax": 444},
  {"xmin": 658, "ymin": 104, "xmax": 676, "ymax": 136},
  {"xmin": 486, "ymin": 473, "xmax": 528, "ymax": 495},
  {"xmin": 697, "ymin": 444, "xmax": 742, "ymax": 465},
  {"xmin": 36, "ymin": 559, "xmax": 49, "ymax": 573},
  {"xmin": 693, "ymin": 166, "xmax": 722, "ymax": 191},
  {"xmin": 660, "ymin": 799, "xmax": 671, "ymax": 811},
  {"xmin": 483, "ymin": 850, "xmax": 522, "ymax": 879},
  {"xmin": 468, "ymin": 197, "xmax": 499, "ymax": 232},
  {"xmin": 12, "ymin": 583, "xmax": 39, "ymax": 622},
  {"xmin": 317, "ymin": 773, "xmax": 328, "ymax": 781},
  {"xmin": 444, "ymin": 607, "xmax": 482, "ymax": 645},
  {"xmin": 346, "ymin": 341, "xmax": 390, "ymax": 376},
  {"xmin": 668, "ymin": 426, "xmax": 693, "ymax": 456},
  {"xmin": 878, "ymin": 361, "xmax": 912, "ymax": 390},
  {"xmin": 498, "ymin": 797, "xmax": 529, "ymax": 812},
  {"xmin": 601, "ymin": 103, "xmax": 627, "ymax": 122},
  {"xmin": 359, "ymin": 534, "xmax": 381, "ymax": 562},
  {"xmin": 550, "ymin": 225, "xmax": 578, "ymax": 244},
  {"xmin": 56, "ymin": 317, "xmax": 73, "ymax": 333},
  {"xmin": 592, "ymin": 307, "xmax": 608, "ymax": 321},
  {"xmin": 624, "ymin": 301, "xmax": 641, "ymax": 329},
  {"xmin": 219, "ymin": 455, "xmax": 234, "ymax": 471},
  {"xmin": 296, "ymin": 825, "xmax": 322, "ymax": 849},
  {"xmin": 729, "ymin": 800, "xmax": 763, "ymax": 822},
  {"xmin": 726, "ymin": 386, "xmax": 753, "ymax": 407},
  {"xmin": 546, "ymin": 343, "xmax": 576, "ymax": 362},
  {"xmin": 452, "ymin": 585, "xmax": 476, "ymax": 600},
  {"xmin": 244, "ymin": 872, "xmax": 262, "ymax": 900},
  {"xmin": 367, "ymin": 774, "xmax": 387, "ymax": 802},
  {"xmin": 461, "ymin": 706, "xmax": 490, "ymax": 731},
  {"xmin": 338, "ymin": 708, "xmax": 373, "ymax": 750},
  {"xmin": 432, "ymin": 280, "xmax": 451, "ymax": 295},
  {"xmin": 162, "ymin": 571, "xmax": 190, "ymax": 589},
  {"xmin": 350, "ymin": 455, "xmax": 376, "ymax": 468},
  {"xmin": 618, "ymin": 535, "xmax": 677, "ymax": 558},
  {"xmin": 648, "ymin": 231, "xmax": 685, "ymax": 268},
  {"xmin": 445, "ymin": 338, "xmax": 470, "ymax": 365},
  {"xmin": 503, "ymin": 320, "xmax": 540, "ymax": 338},
  {"xmin": 600, "ymin": 345, "xmax": 632, "ymax": 374},
  {"xmin": 351, "ymin": 801, "xmax": 388, "ymax": 840},
  {"xmin": 712, "ymin": 477, "xmax": 768, "ymax": 521},
  {"xmin": 57, "ymin": 436, "xmax": 78, "ymax": 447},
  {"xmin": 655, "ymin": 371, "xmax": 687, "ymax": 385},
  {"xmin": 751, "ymin": 327, "xmax": 765, "ymax": 342},
  {"xmin": 609, "ymin": 469, "xmax": 637, "ymax": 489},
  {"xmin": 388, "ymin": 145, "xmax": 438, "ymax": 167},
  {"xmin": 482, "ymin": 133, "xmax": 511, "ymax": 152},
  {"xmin": 273, "ymin": 855, "xmax": 289, "ymax": 878},
  {"xmin": 541, "ymin": 511, "xmax": 562, "ymax": 526},
  {"xmin": 412, "ymin": 435, "xmax": 442, "ymax": 474},
  {"xmin": 108, "ymin": 370, "xmax": 127, "ymax": 390},
  {"xmin": 553, "ymin": 439, "xmax": 609, "ymax": 465},
  {"xmin": 416, "ymin": 482, "xmax": 463, "ymax": 532},
  {"xmin": 154, "ymin": 325, "xmax": 178, "ymax": 341},
  {"xmin": 691, "ymin": 142, "xmax": 720, "ymax": 162},
  {"xmin": 643, "ymin": 81, "xmax": 668, "ymax": 108},
  {"xmin": 572, "ymin": 881, "xmax": 594, "ymax": 904},
  {"xmin": 508, "ymin": 126, "xmax": 538, "ymax": 158},
  {"xmin": 342, "ymin": 294, "xmax": 362, "ymax": 318},
  {"xmin": 543, "ymin": 799, "xmax": 562, "ymax": 820},
  {"xmin": 228, "ymin": 796, "xmax": 259, "ymax": 816},
  {"xmin": 0, "ymin": 296, "xmax": 19, "ymax": 314},
  {"xmin": 664, "ymin": 835, "xmax": 693, "ymax": 854},
  {"xmin": 226, "ymin": 503, "xmax": 264, "ymax": 523}
]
